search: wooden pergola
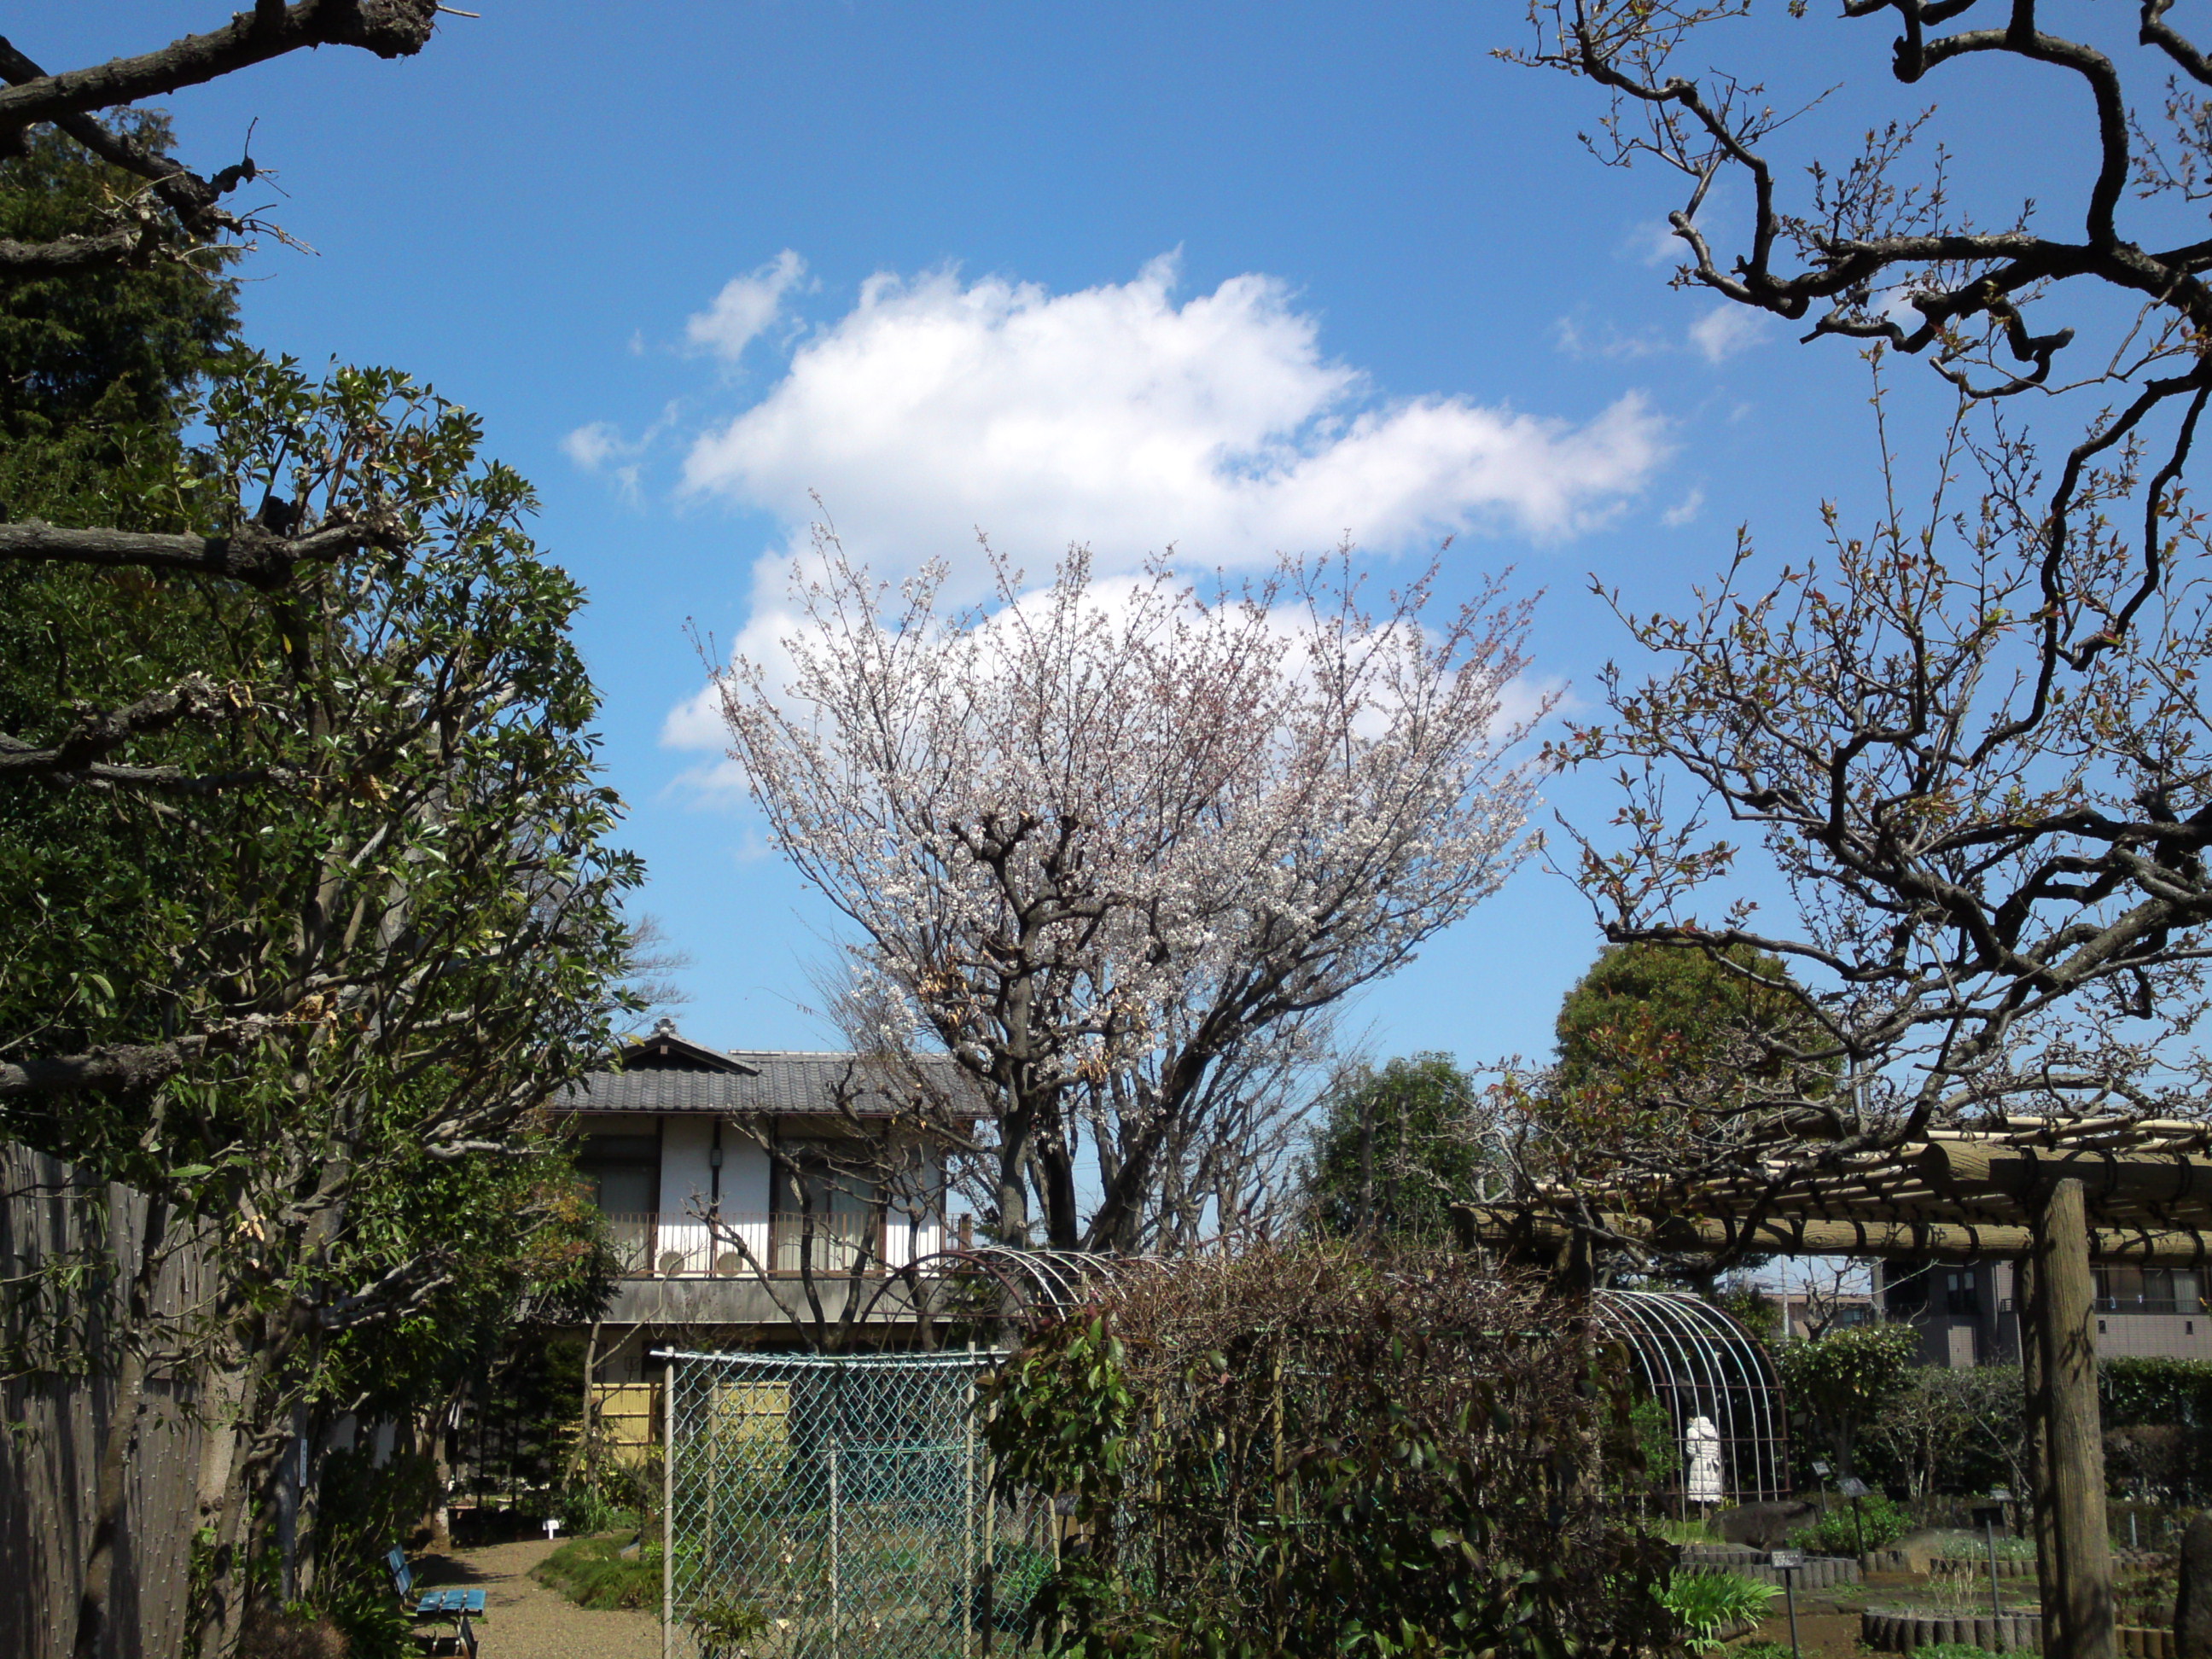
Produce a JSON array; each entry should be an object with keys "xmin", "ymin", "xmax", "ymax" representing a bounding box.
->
[{"xmin": 1458, "ymin": 1117, "xmax": 2212, "ymax": 1659}]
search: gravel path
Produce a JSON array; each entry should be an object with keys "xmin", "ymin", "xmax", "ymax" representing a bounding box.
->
[{"xmin": 415, "ymin": 1537, "xmax": 663, "ymax": 1659}]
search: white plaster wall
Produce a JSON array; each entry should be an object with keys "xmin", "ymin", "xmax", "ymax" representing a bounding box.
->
[
  {"xmin": 719, "ymin": 1133, "xmax": 772, "ymax": 1263},
  {"xmin": 656, "ymin": 1116, "xmax": 714, "ymax": 1272},
  {"xmin": 719, "ymin": 1135, "xmax": 772, "ymax": 1213}
]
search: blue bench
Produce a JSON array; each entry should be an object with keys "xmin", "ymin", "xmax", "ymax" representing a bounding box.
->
[{"xmin": 387, "ymin": 1547, "xmax": 485, "ymax": 1657}]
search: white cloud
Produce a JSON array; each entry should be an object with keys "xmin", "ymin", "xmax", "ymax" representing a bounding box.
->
[
  {"xmin": 1689, "ymin": 304, "xmax": 1769, "ymax": 364},
  {"xmin": 679, "ymin": 254, "xmax": 1668, "ymax": 588},
  {"xmin": 1554, "ymin": 314, "xmax": 1668, "ymax": 362},
  {"xmin": 562, "ymin": 420, "xmax": 631, "ymax": 473},
  {"xmin": 1662, "ymin": 486, "xmax": 1705, "ymax": 527},
  {"xmin": 1627, "ymin": 218, "xmax": 1687, "ymax": 267},
  {"xmin": 658, "ymin": 255, "xmax": 1670, "ymax": 780},
  {"xmin": 687, "ymin": 249, "xmax": 807, "ymax": 362}
]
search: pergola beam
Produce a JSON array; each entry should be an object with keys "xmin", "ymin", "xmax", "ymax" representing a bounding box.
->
[
  {"xmin": 1918, "ymin": 1144, "xmax": 2212, "ymax": 1206},
  {"xmin": 1452, "ymin": 1204, "xmax": 2212, "ymax": 1265}
]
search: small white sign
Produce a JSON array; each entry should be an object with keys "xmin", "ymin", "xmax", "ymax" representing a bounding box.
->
[
  {"xmin": 1989, "ymin": 1487, "xmax": 2015, "ymax": 1503},
  {"xmin": 1837, "ymin": 1477, "xmax": 1871, "ymax": 1498},
  {"xmin": 543, "ymin": 1518, "xmax": 562, "ymax": 1540},
  {"xmin": 1768, "ymin": 1550, "xmax": 1806, "ymax": 1569}
]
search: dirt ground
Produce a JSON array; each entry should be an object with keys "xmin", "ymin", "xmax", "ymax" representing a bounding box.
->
[
  {"xmin": 1747, "ymin": 1607, "xmax": 1869, "ymax": 1659},
  {"xmin": 413, "ymin": 1537, "xmax": 662, "ymax": 1659}
]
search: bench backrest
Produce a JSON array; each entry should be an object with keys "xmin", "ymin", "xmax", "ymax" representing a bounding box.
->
[{"xmin": 387, "ymin": 1546, "xmax": 413, "ymax": 1597}]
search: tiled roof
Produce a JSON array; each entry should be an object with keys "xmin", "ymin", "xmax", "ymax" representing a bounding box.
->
[
  {"xmin": 555, "ymin": 1047, "xmax": 975, "ymax": 1118},
  {"xmin": 556, "ymin": 1070, "xmax": 760, "ymax": 1113}
]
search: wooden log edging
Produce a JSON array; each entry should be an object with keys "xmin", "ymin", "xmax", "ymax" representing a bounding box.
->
[
  {"xmin": 1862, "ymin": 1610, "xmax": 2045, "ymax": 1651},
  {"xmin": 1861, "ymin": 1610, "xmax": 2176, "ymax": 1656},
  {"xmin": 1676, "ymin": 1548, "xmax": 1860, "ymax": 1590}
]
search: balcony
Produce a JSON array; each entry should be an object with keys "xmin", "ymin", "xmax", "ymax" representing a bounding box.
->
[
  {"xmin": 2001, "ymin": 1296, "xmax": 2207, "ymax": 1315},
  {"xmin": 599, "ymin": 1211, "xmax": 945, "ymax": 1278}
]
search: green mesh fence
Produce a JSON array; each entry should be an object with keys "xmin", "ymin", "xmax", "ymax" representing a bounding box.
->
[{"xmin": 662, "ymin": 1348, "xmax": 1047, "ymax": 1659}]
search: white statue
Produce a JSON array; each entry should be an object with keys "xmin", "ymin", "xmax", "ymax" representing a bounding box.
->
[{"xmin": 1685, "ymin": 1413, "xmax": 1725, "ymax": 1507}]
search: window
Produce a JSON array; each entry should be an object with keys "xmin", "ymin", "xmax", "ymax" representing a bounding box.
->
[
  {"xmin": 577, "ymin": 1134, "xmax": 659, "ymax": 1216},
  {"xmin": 2094, "ymin": 1266, "xmax": 2203, "ymax": 1313},
  {"xmin": 771, "ymin": 1143, "xmax": 880, "ymax": 1272},
  {"xmin": 1941, "ymin": 1266, "xmax": 1979, "ymax": 1318}
]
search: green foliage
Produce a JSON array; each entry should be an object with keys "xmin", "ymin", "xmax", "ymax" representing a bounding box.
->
[
  {"xmin": 1907, "ymin": 1646, "xmax": 2009, "ymax": 1659},
  {"xmin": 686, "ymin": 1595, "xmax": 773, "ymax": 1659},
  {"xmin": 1553, "ymin": 941, "xmax": 1819, "ymax": 1093},
  {"xmin": 0, "ymin": 115, "xmax": 238, "ymax": 441},
  {"xmin": 1788, "ymin": 1492, "xmax": 1912, "ymax": 1555},
  {"xmin": 0, "ymin": 348, "xmax": 640, "ymax": 1627},
  {"xmin": 1301, "ymin": 1052, "xmax": 1485, "ymax": 1242},
  {"xmin": 985, "ymin": 1249, "xmax": 1678, "ymax": 1659},
  {"xmin": 1629, "ymin": 1394, "xmax": 1682, "ymax": 1485},
  {"xmin": 288, "ymin": 1439, "xmax": 457, "ymax": 1654},
  {"xmin": 557, "ymin": 1480, "xmax": 632, "ymax": 1538},
  {"xmin": 1775, "ymin": 1322, "xmax": 1920, "ymax": 1477},
  {"xmin": 1856, "ymin": 1364, "xmax": 2023, "ymax": 1504},
  {"xmin": 533, "ymin": 1536, "xmax": 665, "ymax": 1610},
  {"xmin": 1729, "ymin": 1643, "xmax": 1795, "ymax": 1659},
  {"xmin": 1657, "ymin": 1570, "xmax": 1778, "ymax": 1652},
  {"xmin": 1522, "ymin": 941, "xmax": 1836, "ymax": 1181},
  {"xmin": 2102, "ymin": 1357, "xmax": 2212, "ymax": 1426}
]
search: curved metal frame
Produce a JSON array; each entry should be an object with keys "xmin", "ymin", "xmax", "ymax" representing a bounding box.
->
[
  {"xmin": 1593, "ymin": 1289, "xmax": 1791, "ymax": 1508},
  {"xmin": 868, "ymin": 1252, "xmax": 1791, "ymax": 1511}
]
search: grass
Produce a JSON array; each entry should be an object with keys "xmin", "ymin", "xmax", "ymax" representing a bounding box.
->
[
  {"xmin": 531, "ymin": 1535, "xmax": 663, "ymax": 1610},
  {"xmin": 1659, "ymin": 1569, "xmax": 1781, "ymax": 1654}
]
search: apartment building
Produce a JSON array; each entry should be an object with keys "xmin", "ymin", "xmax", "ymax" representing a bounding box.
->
[{"xmin": 1880, "ymin": 1257, "xmax": 2212, "ymax": 1367}]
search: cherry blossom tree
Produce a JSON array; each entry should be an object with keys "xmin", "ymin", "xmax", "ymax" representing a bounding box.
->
[{"xmin": 715, "ymin": 534, "xmax": 1545, "ymax": 1251}]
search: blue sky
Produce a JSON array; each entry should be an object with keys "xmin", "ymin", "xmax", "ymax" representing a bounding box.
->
[{"xmin": 32, "ymin": 4, "xmax": 2040, "ymax": 1067}]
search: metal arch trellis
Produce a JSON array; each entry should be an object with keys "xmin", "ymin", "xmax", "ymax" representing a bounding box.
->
[
  {"xmin": 894, "ymin": 1254, "xmax": 1791, "ymax": 1514},
  {"xmin": 872, "ymin": 1255, "xmax": 1791, "ymax": 1515},
  {"xmin": 1591, "ymin": 1289, "xmax": 1790, "ymax": 1511},
  {"xmin": 848, "ymin": 1244, "xmax": 1170, "ymax": 1334}
]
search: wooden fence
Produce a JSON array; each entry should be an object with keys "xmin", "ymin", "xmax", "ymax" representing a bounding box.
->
[{"xmin": 1, "ymin": 1141, "xmax": 207, "ymax": 1659}]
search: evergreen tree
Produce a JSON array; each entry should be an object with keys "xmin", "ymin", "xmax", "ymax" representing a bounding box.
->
[{"xmin": 1303, "ymin": 1053, "xmax": 1487, "ymax": 1243}]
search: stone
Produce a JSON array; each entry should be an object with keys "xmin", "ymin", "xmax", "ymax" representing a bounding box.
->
[
  {"xmin": 2174, "ymin": 1512, "xmax": 2212, "ymax": 1659},
  {"xmin": 1710, "ymin": 1499, "xmax": 1819, "ymax": 1550}
]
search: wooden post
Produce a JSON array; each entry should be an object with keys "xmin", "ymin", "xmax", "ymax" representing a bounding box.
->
[
  {"xmin": 2020, "ymin": 1251, "xmax": 2067, "ymax": 1659},
  {"xmin": 2035, "ymin": 1178, "xmax": 2116, "ymax": 1659},
  {"xmin": 1270, "ymin": 1338, "xmax": 1287, "ymax": 1519}
]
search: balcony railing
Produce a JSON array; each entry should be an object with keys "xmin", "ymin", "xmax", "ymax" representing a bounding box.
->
[
  {"xmin": 2001, "ymin": 1296, "xmax": 2208, "ymax": 1315},
  {"xmin": 599, "ymin": 1211, "xmax": 945, "ymax": 1278}
]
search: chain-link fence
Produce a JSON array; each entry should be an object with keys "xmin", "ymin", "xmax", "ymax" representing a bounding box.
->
[{"xmin": 662, "ymin": 1348, "xmax": 1049, "ymax": 1659}]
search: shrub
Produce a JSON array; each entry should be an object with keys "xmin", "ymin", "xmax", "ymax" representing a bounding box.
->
[
  {"xmin": 1909, "ymin": 1645, "xmax": 2007, "ymax": 1659},
  {"xmin": 686, "ymin": 1596, "xmax": 771, "ymax": 1659},
  {"xmin": 556, "ymin": 1481, "xmax": 630, "ymax": 1537},
  {"xmin": 986, "ymin": 1247, "xmax": 1678, "ymax": 1659},
  {"xmin": 531, "ymin": 1536, "xmax": 663, "ymax": 1610},
  {"xmin": 1658, "ymin": 1571, "xmax": 1779, "ymax": 1653},
  {"xmin": 1789, "ymin": 1491, "xmax": 1912, "ymax": 1556}
]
